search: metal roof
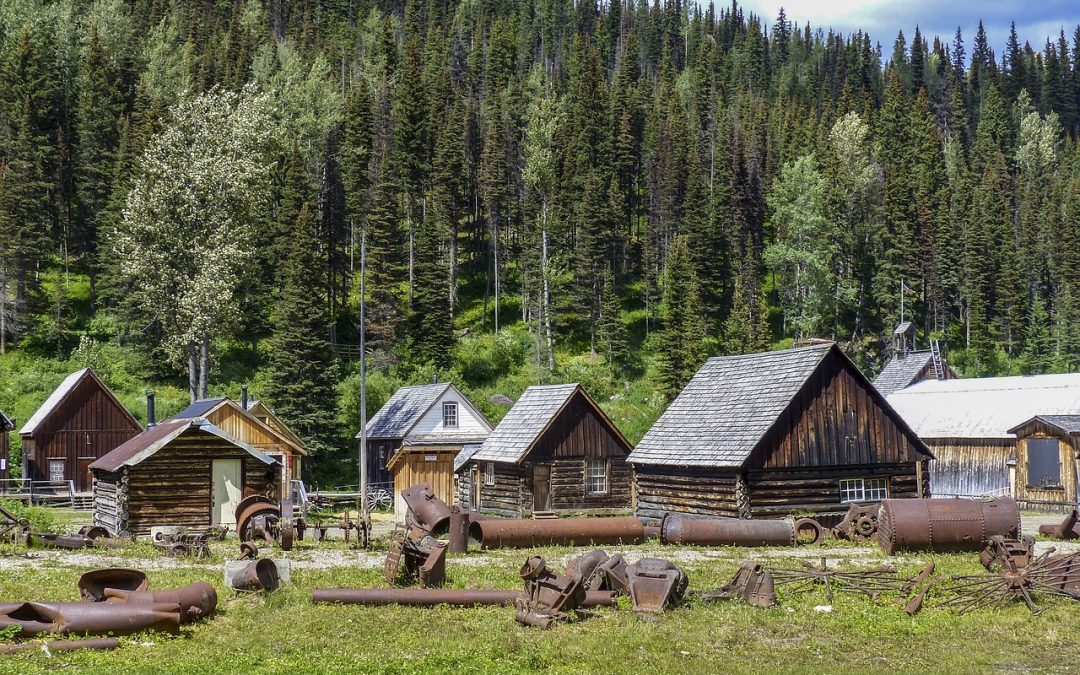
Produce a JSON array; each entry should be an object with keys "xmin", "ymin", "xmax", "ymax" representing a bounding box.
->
[
  {"xmin": 873, "ymin": 351, "xmax": 934, "ymax": 397},
  {"xmin": 471, "ymin": 384, "xmax": 582, "ymax": 463},
  {"xmin": 886, "ymin": 373, "xmax": 1080, "ymax": 439},
  {"xmin": 20, "ymin": 368, "xmax": 140, "ymax": 436},
  {"xmin": 89, "ymin": 418, "xmax": 276, "ymax": 473},
  {"xmin": 359, "ymin": 383, "xmax": 451, "ymax": 439},
  {"xmin": 1008, "ymin": 414, "xmax": 1080, "ymax": 436},
  {"xmin": 628, "ymin": 344, "xmax": 835, "ymax": 467},
  {"xmin": 171, "ymin": 397, "xmax": 228, "ymax": 420}
]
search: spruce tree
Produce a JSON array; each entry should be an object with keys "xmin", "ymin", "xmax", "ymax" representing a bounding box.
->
[{"xmin": 657, "ymin": 235, "xmax": 705, "ymax": 401}]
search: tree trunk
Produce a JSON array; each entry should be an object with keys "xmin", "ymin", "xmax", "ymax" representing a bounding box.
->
[
  {"xmin": 542, "ymin": 224, "xmax": 554, "ymax": 371},
  {"xmin": 493, "ymin": 219, "xmax": 500, "ymax": 333},
  {"xmin": 188, "ymin": 340, "xmax": 197, "ymax": 403},
  {"xmin": 449, "ymin": 221, "xmax": 457, "ymax": 318},
  {"xmin": 199, "ymin": 332, "xmax": 210, "ymax": 399},
  {"xmin": 0, "ymin": 265, "xmax": 6, "ymax": 355}
]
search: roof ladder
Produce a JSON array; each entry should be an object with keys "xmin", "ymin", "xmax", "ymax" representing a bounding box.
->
[{"xmin": 930, "ymin": 339, "xmax": 946, "ymax": 380}]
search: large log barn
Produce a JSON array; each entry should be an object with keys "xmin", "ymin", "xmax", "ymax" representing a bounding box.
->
[
  {"xmin": 460, "ymin": 384, "xmax": 633, "ymax": 517},
  {"xmin": 629, "ymin": 343, "xmax": 933, "ymax": 524}
]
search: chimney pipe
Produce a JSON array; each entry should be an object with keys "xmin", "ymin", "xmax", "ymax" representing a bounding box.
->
[
  {"xmin": 241, "ymin": 386, "xmax": 249, "ymax": 410},
  {"xmin": 432, "ymin": 372, "xmax": 438, "ymax": 384},
  {"xmin": 146, "ymin": 390, "xmax": 156, "ymax": 428}
]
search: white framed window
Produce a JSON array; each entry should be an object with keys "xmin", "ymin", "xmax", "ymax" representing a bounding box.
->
[
  {"xmin": 586, "ymin": 460, "xmax": 609, "ymax": 495},
  {"xmin": 443, "ymin": 402, "xmax": 458, "ymax": 428},
  {"xmin": 839, "ymin": 477, "xmax": 888, "ymax": 503},
  {"xmin": 48, "ymin": 460, "xmax": 65, "ymax": 483},
  {"xmin": 484, "ymin": 462, "xmax": 495, "ymax": 486}
]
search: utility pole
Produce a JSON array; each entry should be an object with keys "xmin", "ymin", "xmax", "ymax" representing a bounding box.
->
[{"xmin": 358, "ymin": 232, "xmax": 369, "ymax": 547}]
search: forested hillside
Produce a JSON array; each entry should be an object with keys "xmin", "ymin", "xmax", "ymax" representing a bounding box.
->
[{"xmin": 0, "ymin": 0, "xmax": 1078, "ymax": 481}]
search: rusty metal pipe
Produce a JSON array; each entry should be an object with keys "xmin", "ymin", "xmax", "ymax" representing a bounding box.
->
[
  {"xmin": 660, "ymin": 515, "xmax": 796, "ymax": 547},
  {"xmin": 0, "ymin": 601, "xmax": 181, "ymax": 637},
  {"xmin": 103, "ymin": 582, "xmax": 217, "ymax": 624},
  {"xmin": 312, "ymin": 588, "xmax": 616, "ymax": 607},
  {"xmin": 468, "ymin": 517, "xmax": 648, "ymax": 549},
  {"xmin": 78, "ymin": 569, "xmax": 149, "ymax": 602},
  {"xmin": 876, "ymin": 497, "xmax": 1021, "ymax": 555},
  {"xmin": 0, "ymin": 637, "xmax": 119, "ymax": 654},
  {"xmin": 230, "ymin": 559, "xmax": 280, "ymax": 593},
  {"xmin": 448, "ymin": 507, "xmax": 469, "ymax": 554}
]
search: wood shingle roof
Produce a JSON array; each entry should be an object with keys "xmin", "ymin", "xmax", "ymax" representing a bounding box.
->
[
  {"xmin": 471, "ymin": 384, "xmax": 581, "ymax": 463},
  {"xmin": 873, "ymin": 351, "xmax": 935, "ymax": 396}
]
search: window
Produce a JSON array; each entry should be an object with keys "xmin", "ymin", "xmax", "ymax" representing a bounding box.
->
[
  {"xmin": 586, "ymin": 460, "xmax": 609, "ymax": 495},
  {"xmin": 48, "ymin": 460, "xmax": 65, "ymax": 483},
  {"xmin": 443, "ymin": 402, "xmax": 458, "ymax": 428},
  {"xmin": 484, "ymin": 462, "xmax": 495, "ymax": 486},
  {"xmin": 1028, "ymin": 439, "xmax": 1062, "ymax": 488},
  {"xmin": 839, "ymin": 477, "xmax": 888, "ymax": 503}
]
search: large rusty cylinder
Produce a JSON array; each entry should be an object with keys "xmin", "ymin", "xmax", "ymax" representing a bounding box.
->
[
  {"xmin": 0, "ymin": 637, "xmax": 120, "ymax": 655},
  {"xmin": 78, "ymin": 569, "xmax": 149, "ymax": 602},
  {"xmin": 876, "ymin": 497, "xmax": 1021, "ymax": 555},
  {"xmin": 230, "ymin": 559, "xmax": 281, "ymax": 593},
  {"xmin": 468, "ymin": 516, "xmax": 648, "ymax": 549},
  {"xmin": 448, "ymin": 508, "xmax": 470, "ymax": 554},
  {"xmin": 659, "ymin": 515, "xmax": 796, "ymax": 547},
  {"xmin": 104, "ymin": 582, "xmax": 217, "ymax": 624},
  {"xmin": 401, "ymin": 483, "xmax": 453, "ymax": 536},
  {"xmin": 0, "ymin": 601, "xmax": 181, "ymax": 637},
  {"xmin": 312, "ymin": 588, "xmax": 617, "ymax": 608}
]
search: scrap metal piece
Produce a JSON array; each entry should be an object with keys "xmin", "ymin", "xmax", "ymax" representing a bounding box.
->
[
  {"xmin": 469, "ymin": 516, "xmax": 648, "ymax": 549},
  {"xmin": 701, "ymin": 561, "xmax": 777, "ymax": 607},
  {"xmin": 27, "ymin": 533, "xmax": 92, "ymax": 550},
  {"xmin": 1038, "ymin": 509, "xmax": 1080, "ymax": 540},
  {"xmin": 418, "ymin": 542, "xmax": 447, "ymax": 588},
  {"xmin": 312, "ymin": 588, "xmax": 616, "ymax": 607},
  {"xmin": 384, "ymin": 526, "xmax": 448, "ymax": 588},
  {"xmin": 152, "ymin": 528, "xmax": 211, "ymax": 559},
  {"xmin": 568, "ymin": 550, "xmax": 629, "ymax": 594},
  {"xmin": 236, "ymin": 498, "xmax": 281, "ymax": 544},
  {"xmin": 0, "ymin": 601, "xmax": 181, "ymax": 637},
  {"xmin": 104, "ymin": 582, "xmax": 217, "ymax": 624},
  {"xmin": 0, "ymin": 637, "xmax": 119, "ymax": 655},
  {"xmin": 876, "ymin": 497, "xmax": 1021, "ymax": 555},
  {"xmin": 979, "ymin": 535, "xmax": 1035, "ymax": 571},
  {"xmin": 832, "ymin": 502, "xmax": 880, "ymax": 541},
  {"xmin": 77, "ymin": 525, "xmax": 111, "ymax": 542},
  {"xmin": 940, "ymin": 550, "xmax": 1080, "ymax": 615},
  {"xmin": 448, "ymin": 507, "xmax": 469, "ymax": 554},
  {"xmin": 78, "ymin": 569, "xmax": 149, "ymax": 602},
  {"xmin": 793, "ymin": 518, "xmax": 825, "ymax": 545},
  {"xmin": 238, "ymin": 541, "xmax": 259, "ymax": 560},
  {"xmin": 626, "ymin": 558, "xmax": 688, "ymax": 614},
  {"xmin": 401, "ymin": 483, "xmax": 453, "ymax": 536},
  {"xmin": 229, "ymin": 559, "xmax": 281, "ymax": 593},
  {"xmin": 0, "ymin": 504, "xmax": 29, "ymax": 544},
  {"xmin": 660, "ymin": 515, "xmax": 796, "ymax": 547},
  {"xmin": 515, "ymin": 556, "xmax": 588, "ymax": 628},
  {"xmin": 771, "ymin": 557, "xmax": 929, "ymax": 605}
]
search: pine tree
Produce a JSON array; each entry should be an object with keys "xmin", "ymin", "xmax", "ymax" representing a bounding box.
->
[
  {"xmin": 407, "ymin": 211, "xmax": 454, "ymax": 370},
  {"xmin": 598, "ymin": 264, "xmax": 629, "ymax": 378},
  {"xmin": 265, "ymin": 203, "xmax": 341, "ymax": 457},
  {"xmin": 656, "ymin": 235, "xmax": 705, "ymax": 400}
]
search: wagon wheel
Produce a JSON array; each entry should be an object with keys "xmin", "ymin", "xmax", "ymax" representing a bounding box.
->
[{"xmin": 368, "ymin": 488, "xmax": 392, "ymax": 512}]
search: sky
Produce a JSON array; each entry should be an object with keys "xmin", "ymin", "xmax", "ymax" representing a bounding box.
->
[{"xmin": 735, "ymin": 1, "xmax": 1079, "ymax": 57}]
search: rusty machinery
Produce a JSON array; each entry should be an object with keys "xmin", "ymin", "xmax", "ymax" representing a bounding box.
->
[
  {"xmin": 402, "ymin": 483, "xmax": 453, "ymax": 536},
  {"xmin": 1038, "ymin": 509, "xmax": 1080, "ymax": 540},
  {"xmin": 832, "ymin": 502, "xmax": 881, "ymax": 542},
  {"xmin": 152, "ymin": 527, "xmax": 213, "ymax": 559},
  {"xmin": 384, "ymin": 524, "xmax": 448, "ymax": 588},
  {"xmin": 235, "ymin": 496, "xmax": 297, "ymax": 551},
  {"xmin": 702, "ymin": 561, "xmax": 777, "ymax": 608},
  {"xmin": 515, "ymin": 556, "xmax": 591, "ymax": 628},
  {"xmin": 938, "ymin": 548, "xmax": 1080, "ymax": 615},
  {"xmin": 876, "ymin": 497, "xmax": 1021, "ymax": 555},
  {"xmin": 626, "ymin": 558, "xmax": 689, "ymax": 614}
]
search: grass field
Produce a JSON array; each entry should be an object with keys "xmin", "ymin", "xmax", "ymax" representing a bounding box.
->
[{"xmin": 1, "ymin": 520, "xmax": 1079, "ymax": 675}]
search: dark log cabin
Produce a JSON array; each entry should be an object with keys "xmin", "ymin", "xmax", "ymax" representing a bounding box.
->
[
  {"xmin": 90, "ymin": 418, "xmax": 279, "ymax": 535},
  {"xmin": 0, "ymin": 410, "xmax": 13, "ymax": 481},
  {"xmin": 459, "ymin": 384, "xmax": 633, "ymax": 517},
  {"xmin": 629, "ymin": 343, "xmax": 933, "ymax": 525},
  {"xmin": 1007, "ymin": 415, "xmax": 1080, "ymax": 511},
  {"xmin": 20, "ymin": 368, "xmax": 142, "ymax": 491}
]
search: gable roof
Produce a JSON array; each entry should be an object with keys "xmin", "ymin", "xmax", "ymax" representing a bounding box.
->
[
  {"xmin": 886, "ymin": 373, "xmax": 1080, "ymax": 440},
  {"xmin": 628, "ymin": 343, "xmax": 930, "ymax": 467},
  {"xmin": 1008, "ymin": 414, "xmax": 1080, "ymax": 437},
  {"xmin": 0, "ymin": 410, "xmax": 12, "ymax": 431},
  {"xmin": 471, "ymin": 384, "xmax": 629, "ymax": 463},
  {"xmin": 20, "ymin": 368, "xmax": 141, "ymax": 437},
  {"xmin": 358, "ymin": 383, "xmax": 491, "ymax": 441},
  {"xmin": 170, "ymin": 398, "xmax": 307, "ymax": 456},
  {"xmin": 89, "ymin": 418, "xmax": 276, "ymax": 473},
  {"xmin": 245, "ymin": 400, "xmax": 306, "ymax": 449},
  {"xmin": 873, "ymin": 351, "xmax": 935, "ymax": 396}
]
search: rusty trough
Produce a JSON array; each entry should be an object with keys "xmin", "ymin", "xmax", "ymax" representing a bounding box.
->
[
  {"xmin": 312, "ymin": 588, "xmax": 617, "ymax": 608},
  {"xmin": 468, "ymin": 516, "xmax": 648, "ymax": 549},
  {"xmin": 626, "ymin": 558, "xmax": 688, "ymax": 614},
  {"xmin": 876, "ymin": 497, "xmax": 1021, "ymax": 555}
]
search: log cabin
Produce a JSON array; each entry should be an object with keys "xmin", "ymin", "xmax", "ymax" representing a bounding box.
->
[
  {"xmin": 886, "ymin": 374, "xmax": 1080, "ymax": 498},
  {"xmin": 459, "ymin": 384, "xmax": 633, "ymax": 518},
  {"xmin": 20, "ymin": 369, "xmax": 142, "ymax": 491},
  {"xmin": 169, "ymin": 397, "xmax": 306, "ymax": 495},
  {"xmin": 89, "ymin": 417, "xmax": 279, "ymax": 535},
  {"xmin": 1007, "ymin": 415, "xmax": 1080, "ymax": 511},
  {"xmin": 0, "ymin": 410, "xmax": 12, "ymax": 481},
  {"xmin": 360, "ymin": 382, "xmax": 492, "ymax": 515},
  {"xmin": 628, "ymin": 343, "xmax": 933, "ymax": 524}
]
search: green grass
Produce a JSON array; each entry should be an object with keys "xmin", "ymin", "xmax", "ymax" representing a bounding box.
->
[{"xmin": 0, "ymin": 534, "xmax": 1078, "ymax": 673}]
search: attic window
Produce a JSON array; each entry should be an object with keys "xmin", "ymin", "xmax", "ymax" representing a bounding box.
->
[
  {"xmin": 839, "ymin": 477, "xmax": 888, "ymax": 503},
  {"xmin": 1027, "ymin": 439, "xmax": 1062, "ymax": 488},
  {"xmin": 443, "ymin": 402, "xmax": 458, "ymax": 428}
]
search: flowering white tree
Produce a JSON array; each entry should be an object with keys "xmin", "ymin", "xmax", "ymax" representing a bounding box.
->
[{"xmin": 113, "ymin": 85, "xmax": 273, "ymax": 401}]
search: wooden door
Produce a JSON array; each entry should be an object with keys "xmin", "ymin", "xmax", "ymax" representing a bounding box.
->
[
  {"xmin": 211, "ymin": 459, "xmax": 243, "ymax": 526},
  {"xmin": 77, "ymin": 458, "xmax": 94, "ymax": 492},
  {"xmin": 470, "ymin": 465, "xmax": 481, "ymax": 511},
  {"xmin": 532, "ymin": 465, "xmax": 551, "ymax": 511}
]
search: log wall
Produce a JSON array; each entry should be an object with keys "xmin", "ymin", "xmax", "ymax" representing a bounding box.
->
[
  {"xmin": 745, "ymin": 462, "xmax": 925, "ymax": 518},
  {"xmin": 633, "ymin": 465, "xmax": 741, "ymax": 524}
]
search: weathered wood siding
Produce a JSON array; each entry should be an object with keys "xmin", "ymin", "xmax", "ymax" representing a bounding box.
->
[
  {"xmin": 634, "ymin": 465, "xmax": 741, "ymax": 524},
  {"xmin": 391, "ymin": 446, "xmax": 459, "ymax": 518},
  {"xmin": 25, "ymin": 377, "xmax": 140, "ymax": 491},
  {"xmin": 926, "ymin": 439, "xmax": 1012, "ymax": 497},
  {"xmin": 746, "ymin": 463, "xmax": 927, "ymax": 518},
  {"xmin": 473, "ymin": 462, "xmax": 526, "ymax": 518},
  {"xmin": 363, "ymin": 438, "xmax": 396, "ymax": 487},
  {"xmin": 205, "ymin": 404, "xmax": 303, "ymax": 487},
  {"xmin": 528, "ymin": 391, "xmax": 630, "ymax": 461},
  {"xmin": 1015, "ymin": 431, "xmax": 1078, "ymax": 510},
  {"xmin": 544, "ymin": 458, "xmax": 632, "ymax": 512},
  {"xmin": 92, "ymin": 431, "xmax": 277, "ymax": 535}
]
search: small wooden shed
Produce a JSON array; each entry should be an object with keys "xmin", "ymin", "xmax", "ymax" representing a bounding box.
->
[
  {"xmin": 170, "ymin": 397, "xmax": 306, "ymax": 496},
  {"xmin": 460, "ymin": 384, "xmax": 633, "ymax": 518},
  {"xmin": 0, "ymin": 410, "xmax": 13, "ymax": 481},
  {"xmin": 360, "ymin": 382, "xmax": 492, "ymax": 513},
  {"xmin": 89, "ymin": 418, "xmax": 279, "ymax": 535},
  {"xmin": 20, "ymin": 368, "xmax": 142, "ymax": 491},
  {"xmin": 1007, "ymin": 415, "xmax": 1080, "ymax": 510},
  {"xmin": 629, "ymin": 344, "xmax": 933, "ymax": 523},
  {"xmin": 873, "ymin": 350, "xmax": 955, "ymax": 396}
]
